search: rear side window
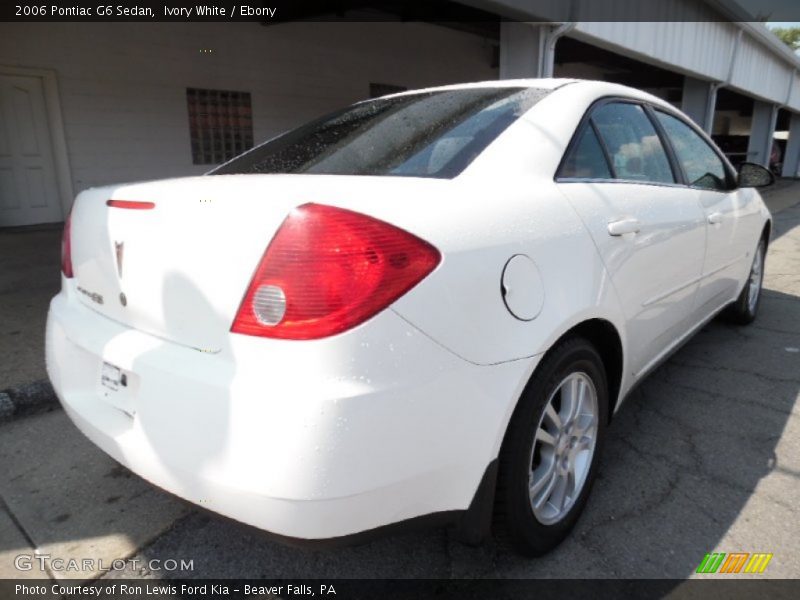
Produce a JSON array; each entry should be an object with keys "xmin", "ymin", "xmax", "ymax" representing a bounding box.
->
[
  {"xmin": 655, "ymin": 111, "xmax": 731, "ymax": 191},
  {"xmin": 211, "ymin": 87, "xmax": 550, "ymax": 179},
  {"xmin": 559, "ymin": 125, "xmax": 612, "ymax": 179},
  {"xmin": 591, "ymin": 103, "xmax": 675, "ymax": 184}
]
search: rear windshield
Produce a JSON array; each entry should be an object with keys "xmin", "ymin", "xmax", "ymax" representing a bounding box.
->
[{"xmin": 210, "ymin": 87, "xmax": 550, "ymax": 179}]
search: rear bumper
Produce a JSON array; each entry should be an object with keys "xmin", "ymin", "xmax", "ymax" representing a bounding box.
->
[{"xmin": 46, "ymin": 288, "xmax": 536, "ymax": 541}]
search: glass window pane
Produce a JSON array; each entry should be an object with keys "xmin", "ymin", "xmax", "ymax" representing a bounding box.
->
[
  {"xmin": 186, "ymin": 88, "xmax": 253, "ymax": 165},
  {"xmin": 592, "ymin": 103, "xmax": 675, "ymax": 184},
  {"xmin": 655, "ymin": 111, "xmax": 730, "ymax": 191},
  {"xmin": 560, "ymin": 126, "xmax": 612, "ymax": 179}
]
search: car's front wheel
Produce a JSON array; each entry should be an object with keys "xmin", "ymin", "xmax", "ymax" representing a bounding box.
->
[
  {"xmin": 494, "ymin": 336, "xmax": 608, "ymax": 556},
  {"xmin": 724, "ymin": 237, "xmax": 766, "ymax": 325}
]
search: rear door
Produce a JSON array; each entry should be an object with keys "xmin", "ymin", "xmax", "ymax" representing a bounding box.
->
[
  {"xmin": 652, "ymin": 109, "xmax": 761, "ymax": 314},
  {"xmin": 557, "ymin": 100, "xmax": 707, "ymax": 378}
]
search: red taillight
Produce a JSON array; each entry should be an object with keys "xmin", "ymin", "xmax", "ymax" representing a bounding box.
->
[
  {"xmin": 231, "ymin": 203, "xmax": 441, "ymax": 340},
  {"xmin": 106, "ymin": 200, "xmax": 155, "ymax": 210},
  {"xmin": 61, "ymin": 211, "xmax": 73, "ymax": 278}
]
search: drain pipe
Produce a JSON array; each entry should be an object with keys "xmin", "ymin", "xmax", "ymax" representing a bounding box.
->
[
  {"xmin": 727, "ymin": 28, "xmax": 744, "ymax": 85},
  {"xmin": 702, "ymin": 27, "xmax": 744, "ymax": 133},
  {"xmin": 542, "ymin": 22, "xmax": 576, "ymax": 78}
]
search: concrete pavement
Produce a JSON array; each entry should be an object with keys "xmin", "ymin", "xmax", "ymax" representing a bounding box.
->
[
  {"xmin": 0, "ymin": 226, "xmax": 61, "ymax": 390},
  {"xmin": 0, "ymin": 410, "xmax": 188, "ymax": 580},
  {"xmin": 1, "ymin": 182, "xmax": 798, "ymax": 580}
]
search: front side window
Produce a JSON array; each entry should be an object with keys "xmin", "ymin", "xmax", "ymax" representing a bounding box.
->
[
  {"xmin": 591, "ymin": 103, "xmax": 675, "ymax": 184},
  {"xmin": 655, "ymin": 111, "xmax": 731, "ymax": 191},
  {"xmin": 212, "ymin": 87, "xmax": 550, "ymax": 179}
]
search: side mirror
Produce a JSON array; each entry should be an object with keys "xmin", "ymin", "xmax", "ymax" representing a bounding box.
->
[{"xmin": 738, "ymin": 162, "xmax": 775, "ymax": 188}]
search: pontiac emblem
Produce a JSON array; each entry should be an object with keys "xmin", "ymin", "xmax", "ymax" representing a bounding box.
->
[{"xmin": 114, "ymin": 241, "xmax": 124, "ymax": 278}]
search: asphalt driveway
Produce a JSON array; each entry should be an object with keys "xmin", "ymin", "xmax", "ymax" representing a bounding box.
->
[{"xmin": 1, "ymin": 182, "xmax": 798, "ymax": 581}]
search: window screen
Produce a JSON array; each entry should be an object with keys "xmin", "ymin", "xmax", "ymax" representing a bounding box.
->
[
  {"xmin": 592, "ymin": 103, "xmax": 675, "ymax": 184},
  {"xmin": 655, "ymin": 111, "xmax": 731, "ymax": 191},
  {"xmin": 560, "ymin": 125, "xmax": 612, "ymax": 179},
  {"xmin": 187, "ymin": 88, "xmax": 254, "ymax": 165}
]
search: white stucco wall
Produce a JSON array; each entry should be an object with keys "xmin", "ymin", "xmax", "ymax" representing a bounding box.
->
[{"xmin": 0, "ymin": 22, "xmax": 497, "ymax": 196}]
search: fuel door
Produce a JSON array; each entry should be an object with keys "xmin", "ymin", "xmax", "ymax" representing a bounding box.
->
[{"xmin": 501, "ymin": 254, "xmax": 544, "ymax": 321}]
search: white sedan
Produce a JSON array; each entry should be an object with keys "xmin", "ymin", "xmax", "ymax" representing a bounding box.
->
[{"xmin": 46, "ymin": 79, "xmax": 773, "ymax": 556}]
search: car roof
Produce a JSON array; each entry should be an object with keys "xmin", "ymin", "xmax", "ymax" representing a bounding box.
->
[
  {"xmin": 377, "ymin": 78, "xmax": 578, "ymax": 99},
  {"xmin": 372, "ymin": 78, "xmax": 672, "ymax": 111}
]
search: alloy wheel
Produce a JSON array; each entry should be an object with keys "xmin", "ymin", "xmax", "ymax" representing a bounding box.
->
[
  {"xmin": 747, "ymin": 243, "xmax": 764, "ymax": 314},
  {"xmin": 529, "ymin": 371, "xmax": 599, "ymax": 525}
]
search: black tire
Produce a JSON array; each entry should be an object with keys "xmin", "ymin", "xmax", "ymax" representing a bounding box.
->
[
  {"xmin": 723, "ymin": 238, "xmax": 766, "ymax": 325},
  {"xmin": 494, "ymin": 336, "xmax": 608, "ymax": 556}
]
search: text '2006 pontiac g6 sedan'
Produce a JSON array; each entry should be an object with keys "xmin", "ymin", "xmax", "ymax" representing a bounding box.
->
[{"xmin": 46, "ymin": 79, "xmax": 773, "ymax": 556}]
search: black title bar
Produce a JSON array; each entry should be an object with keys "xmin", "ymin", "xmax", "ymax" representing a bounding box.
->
[
  {"xmin": 4, "ymin": 579, "xmax": 800, "ymax": 600},
  {"xmin": 5, "ymin": 0, "xmax": 800, "ymax": 23}
]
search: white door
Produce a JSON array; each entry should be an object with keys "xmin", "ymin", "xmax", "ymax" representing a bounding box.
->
[
  {"xmin": 557, "ymin": 101, "xmax": 707, "ymax": 378},
  {"xmin": 0, "ymin": 74, "xmax": 63, "ymax": 226},
  {"xmin": 650, "ymin": 109, "xmax": 762, "ymax": 314}
]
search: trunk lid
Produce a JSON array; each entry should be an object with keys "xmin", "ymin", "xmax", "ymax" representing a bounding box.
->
[{"xmin": 68, "ymin": 174, "xmax": 450, "ymax": 350}]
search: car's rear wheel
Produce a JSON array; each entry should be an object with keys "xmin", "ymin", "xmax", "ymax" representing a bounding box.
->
[
  {"xmin": 724, "ymin": 238, "xmax": 766, "ymax": 325},
  {"xmin": 494, "ymin": 336, "xmax": 608, "ymax": 556}
]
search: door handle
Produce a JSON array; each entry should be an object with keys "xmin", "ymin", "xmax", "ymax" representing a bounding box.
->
[
  {"xmin": 707, "ymin": 212, "xmax": 723, "ymax": 225},
  {"xmin": 607, "ymin": 217, "xmax": 641, "ymax": 236}
]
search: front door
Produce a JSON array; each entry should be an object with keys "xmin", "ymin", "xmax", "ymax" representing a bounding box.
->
[
  {"xmin": 0, "ymin": 74, "xmax": 63, "ymax": 226},
  {"xmin": 651, "ymin": 109, "xmax": 762, "ymax": 314}
]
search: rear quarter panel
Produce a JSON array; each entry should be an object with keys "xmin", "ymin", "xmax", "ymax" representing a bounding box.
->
[
  {"xmin": 386, "ymin": 176, "xmax": 627, "ymax": 367},
  {"xmin": 385, "ymin": 82, "xmax": 633, "ymax": 367}
]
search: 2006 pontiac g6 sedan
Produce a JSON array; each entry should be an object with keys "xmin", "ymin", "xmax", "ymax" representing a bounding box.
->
[{"xmin": 46, "ymin": 79, "xmax": 773, "ymax": 556}]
